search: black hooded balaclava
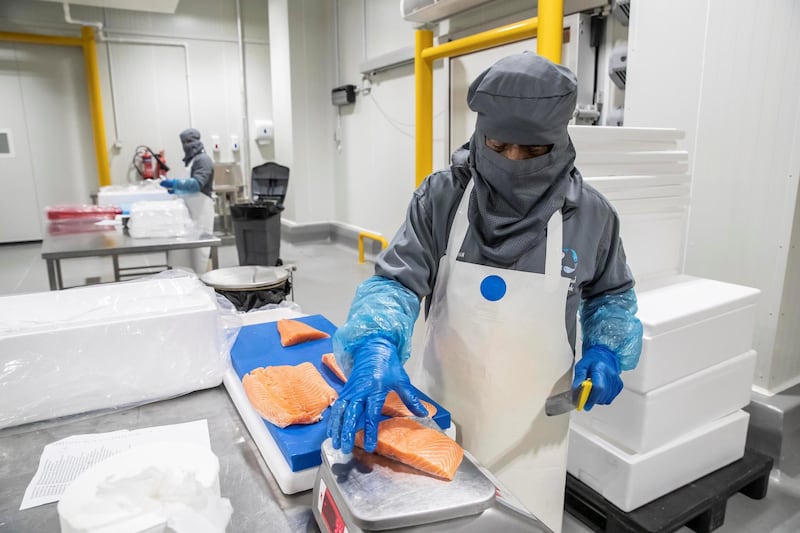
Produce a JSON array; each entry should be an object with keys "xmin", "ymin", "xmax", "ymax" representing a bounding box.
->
[
  {"xmin": 179, "ymin": 128, "xmax": 205, "ymax": 166},
  {"xmin": 466, "ymin": 51, "xmax": 580, "ymax": 266}
]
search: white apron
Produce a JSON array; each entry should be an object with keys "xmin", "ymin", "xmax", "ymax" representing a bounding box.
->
[
  {"xmin": 166, "ymin": 159, "xmax": 215, "ymax": 274},
  {"xmin": 412, "ymin": 180, "xmax": 574, "ymax": 532}
]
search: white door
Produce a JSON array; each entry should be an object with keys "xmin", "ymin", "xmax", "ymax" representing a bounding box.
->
[
  {"xmin": 0, "ymin": 45, "xmax": 42, "ymax": 242},
  {"xmin": 0, "ymin": 42, "xmax": 96, "ymax": 244}
]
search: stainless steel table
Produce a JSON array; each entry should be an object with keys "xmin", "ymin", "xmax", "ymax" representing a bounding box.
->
[
  {"xmin": 40, "ymin": 227, "xmax": 221, "ymax": 290},
  {"xmin": 0, "ymin": 386, "xmax": 320, "ymax": 533}
]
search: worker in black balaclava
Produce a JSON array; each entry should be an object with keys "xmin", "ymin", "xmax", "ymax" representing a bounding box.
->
[
  {"xmin": 161, "ymin": 128, "xmax": 216, "ymax": 273},
  {"xmin": 326, "ymin": 52, "xmax": 643, "ymax": 532}
]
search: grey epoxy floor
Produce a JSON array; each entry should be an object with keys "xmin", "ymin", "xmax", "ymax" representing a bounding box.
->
[{"xmin": 1, "ymin": 238, "xmax": 798, "ymax": 532}]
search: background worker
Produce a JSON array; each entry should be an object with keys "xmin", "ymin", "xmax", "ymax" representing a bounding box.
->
[
  {"xmin": 327, "ymin": 52, "xmax": 643, "ymax": 532},
  {"xmin": 160, "ymin": 128, "xmax": 215, "ymax": 274}
]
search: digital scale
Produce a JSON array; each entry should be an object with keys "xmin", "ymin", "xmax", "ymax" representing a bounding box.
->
[{"xmin": 312, "ymin": 421, "xmax": 553, "ymax": 533}]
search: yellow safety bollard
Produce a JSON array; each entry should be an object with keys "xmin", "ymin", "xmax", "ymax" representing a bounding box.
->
[{"xmin": 358, "ymin": 232, "xmax": 388, "ymax": 264}]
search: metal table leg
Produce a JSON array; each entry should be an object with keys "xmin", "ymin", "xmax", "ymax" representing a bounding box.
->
[
  {"xmin": 112, "ymin": 254, "xmax": 121, "ymax": 282},
  {"xmin": 211, "ymin": 246, "xmax": 219, "ymax": 269},
  {"xmin": 46, "ymin": 259, "xmax": 59, "ymax": 290}
]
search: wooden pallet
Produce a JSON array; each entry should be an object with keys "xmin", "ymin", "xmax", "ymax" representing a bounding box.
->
[{"xmin": 565, "ymin": 449, "xmax": 774, "ymax": 533}]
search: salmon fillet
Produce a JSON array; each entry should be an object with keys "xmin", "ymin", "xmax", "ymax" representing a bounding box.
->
[
  {"xmin": 276, "ymin": 319, "xmax": 330, "ymax": 347},
  {"xmin": 242, "ymin": 362, "xmax": 337, "ymax": 428},
  {"xmin": 320, "ymin": 353, "xmax": 437, "ymax": 418},
  {"xmin": 354, "ymin": 418, "xmax": 463, "ymax": 481},
  {"xmin": 321, "ymin": 352, "xmax": 347, "ymax": 382},
  {"xmin": 382, "ymin": 391, "xmax": 438, "ymax": 418}
]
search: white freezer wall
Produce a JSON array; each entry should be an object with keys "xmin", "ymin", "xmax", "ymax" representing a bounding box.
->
[
  {"xmin": 625, "ymin": 0, "xmax": 800, "ymax": 394},
  {"xmin": 0, "ymin": 0, "xmax": 273, "ymax": 239},
  {"xmin": 330, "ymin": 0, "xmax": 536, "ymax": 239}
]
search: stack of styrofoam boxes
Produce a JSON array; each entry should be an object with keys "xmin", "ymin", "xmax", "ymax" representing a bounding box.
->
[{"xmin": 566, "ymin": 126, "xmax": 761, "ymax": 512}]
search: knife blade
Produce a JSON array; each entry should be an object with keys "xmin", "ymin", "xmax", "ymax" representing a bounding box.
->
[{"xmin": 544, "ymin": 379, "xmax": 592, "ymax": 416}]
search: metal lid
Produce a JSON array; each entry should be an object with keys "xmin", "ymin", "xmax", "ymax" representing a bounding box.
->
[
  {"xmin": 200, "ymin": 266, "xmax": 290, "ymax": 291},
  {"xmin": 319, "ymin": 420, "xmax": 496, "ymax": 531}
]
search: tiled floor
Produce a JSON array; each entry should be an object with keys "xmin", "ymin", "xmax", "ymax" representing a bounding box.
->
[{"xmin": 1, "ymin": 238, "xmax": 798, "ymax": 532}]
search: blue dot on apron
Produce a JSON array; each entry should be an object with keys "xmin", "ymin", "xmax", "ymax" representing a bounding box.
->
[{"xmin": 480, "ymin": 275, "xmax": 507, "ymax": 301}]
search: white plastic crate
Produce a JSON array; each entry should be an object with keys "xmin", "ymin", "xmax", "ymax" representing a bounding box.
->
[
  {"xmin": 571, "ymin": 350, "xmax": 756, "ymax": 453},
  {"xmin": 625, "ymin": 275, "xmax": 760, "ymax": 393},
  {"xmin": 567, "ymin": 410, "xmax": 749, "ymax": 512}
]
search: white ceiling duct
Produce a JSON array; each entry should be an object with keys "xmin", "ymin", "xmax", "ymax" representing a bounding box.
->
[{"xmin": 37, "ymin": 0, "xmax": 180, "ymax": 14}]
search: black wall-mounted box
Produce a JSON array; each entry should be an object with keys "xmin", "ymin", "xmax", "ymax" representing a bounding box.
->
[{"xmin": 331, "ymin": 84, "xmax": 356, "ymax": 106}]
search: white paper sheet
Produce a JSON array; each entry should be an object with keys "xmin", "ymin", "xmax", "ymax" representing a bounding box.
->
[{"xmin": 20, "ymin": 419, "xmax": 210, "ymax": 510}]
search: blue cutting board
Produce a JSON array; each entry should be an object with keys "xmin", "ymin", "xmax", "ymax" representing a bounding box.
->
[{"xmin": 230, "ymin": 314, "xmax": 451, "ymax": 472}]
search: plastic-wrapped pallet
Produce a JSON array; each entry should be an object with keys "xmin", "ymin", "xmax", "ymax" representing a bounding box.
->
[
  {"xmin": 568, "ymin": 411, "xmax": 750, "ymax": 512},
  {"xmin": 0, "ymin": 273, "xmax": 240, "ymax": 430}
]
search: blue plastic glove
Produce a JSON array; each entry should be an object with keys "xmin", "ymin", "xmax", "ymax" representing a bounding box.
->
[
  {"xmin": 327, "ymin": 337, "xmax": 428, "ymax": 454},
  {"xmin": 159, "ymin": 179, "xmax": 176, "ymax": 194},
  {"xmin": 159, "ymin": 178, "xmax": 200, "ymax": 194},
  {"xmin": 572, "ymin": 345, "xmax": 624, "ymax": 411}
]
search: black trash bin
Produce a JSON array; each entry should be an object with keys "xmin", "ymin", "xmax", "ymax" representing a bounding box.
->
[{"xmin": 230, "ymin": 162, "xmax": 289, "ymax": 266}]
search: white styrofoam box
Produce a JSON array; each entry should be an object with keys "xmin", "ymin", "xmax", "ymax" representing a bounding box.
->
[
  {"xmin": 567, "ymin": 410, "xmax": 749, "ymax": 512},
  {"xmin": 97, "ymin": 184, "xmax": 171, "ymax": 212},
  {"xmin": 619, "ymin": 208, "xmax": 688, "ymax": 281},
  {"xmin": 571, "ymin": 126, "xmax": 688, "ymax": 177},
  {"xmin": 572, "ymin": 350, "xmax": 757, "ymax": 453},
  {"xmin": 626, "ymin": 276, "xmax": 760, "ymax": 393},
  {"xmin": 583, "ymin": 174, "xmax": 691, "ymax": 281},
  {"xmin": 0, "ymin": 276, "xmax": 227, "ymax": 429}
]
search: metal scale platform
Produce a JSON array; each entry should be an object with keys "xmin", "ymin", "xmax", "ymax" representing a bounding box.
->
[{"xmin": 312, "ymin": 424, "xmax": 553, "ymax": 533}]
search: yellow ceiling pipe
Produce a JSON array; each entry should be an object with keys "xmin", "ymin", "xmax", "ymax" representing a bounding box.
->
[
  {"xmin": 80, "ymin": 27, "xmax": 111, "ymax": 188},
  {"xmin": 414, "ymin": 0, "xmax": 564, "ymax": 187},
  {"xmin": 0, "ymin": 28, "xmax": 111, "ymax": 188}
]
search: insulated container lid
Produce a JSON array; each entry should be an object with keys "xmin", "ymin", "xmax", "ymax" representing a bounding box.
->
[{"xmin": 636, "ymin": 275, "xmax": 760, "ymax": 337}]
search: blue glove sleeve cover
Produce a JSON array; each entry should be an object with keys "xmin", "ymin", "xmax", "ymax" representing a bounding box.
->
[
  {"xmin": 580, "ymin": 287, "xmax": 643, "ymax": 371},
  {"xmin": 172, "ymin": 177, "xmax": 201, "ymax": 194},
  {"xmin": 327, "ymin": 337, "xmax": 427, "ymax": 453},
  {"xmin": 332, "ymin": 276, "xmax": 421, "ymax": 376},
  {"xmin": 572, "ymin": 346, "xmax": 623, "ymax": 410}
]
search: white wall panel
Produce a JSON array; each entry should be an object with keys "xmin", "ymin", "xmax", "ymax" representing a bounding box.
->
[{"xmin": 626, "ymin": 0, "xmax": 800, "ymax": 393}]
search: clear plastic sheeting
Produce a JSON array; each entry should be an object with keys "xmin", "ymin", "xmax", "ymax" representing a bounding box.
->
[
  {"xmin": 579, "ymin": 287, "xmax": 643, "ymax": 371},
  {"xmin": 332, "ymin": 275, "xmax": 421, "ymax": 375},
  {"xmin": 97, "ymin": 182, "xmax": 171, "ymax": 213},
  {"xmin": 0, "ymin": 271, "xmax": 242, "ymax": 430},
  {"xmin": 127, "ymin": 199, "xmax": 194, "ymax": 239}
]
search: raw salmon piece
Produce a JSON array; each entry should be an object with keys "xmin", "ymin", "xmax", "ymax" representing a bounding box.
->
[
  {"xmin": 381, "ymin": 390, "xmax": 438, "ymax": 418},
  {"xmin": 276, "ymin": 319, "xmax": 330, "ymax": 347},
  {"xmin": 321, "ymin": 352, "xmax": 347, "ymax": 382},
  {"xmin": 354, "ymin": 418, "xmax": 463, "ymax": 481},
  {"xmin": 242, "ymin": 362, "xmax": 337, "ymax": 428}
]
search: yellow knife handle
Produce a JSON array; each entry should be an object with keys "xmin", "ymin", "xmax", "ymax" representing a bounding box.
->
[{"xmin": 576, "ymin": 379, "xmax": 592, "ymax": 411}]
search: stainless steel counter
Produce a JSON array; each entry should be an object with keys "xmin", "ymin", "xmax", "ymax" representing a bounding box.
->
[
  {"xmin": 0, "ymin": 386, "xmax": 320, "ymax": 533},
  {"xmin": 40, "ymin": 227, "xmax": 221, "ymax": 290}
]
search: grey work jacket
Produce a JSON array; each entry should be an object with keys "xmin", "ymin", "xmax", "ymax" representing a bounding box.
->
[{"xmin": 376, "ymin": 146, "xmax": 635, "ymax": 352}]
